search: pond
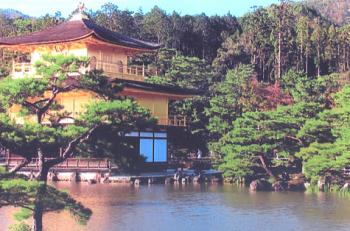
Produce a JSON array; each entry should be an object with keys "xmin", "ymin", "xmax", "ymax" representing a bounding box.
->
[{"xmin": 1, "ymin": 182, "xmax": 350, "ymax": 231}]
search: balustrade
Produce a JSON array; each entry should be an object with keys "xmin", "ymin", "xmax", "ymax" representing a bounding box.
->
[
  {"xmin": 6, "ymin": 157, "xmax": 110, "ymax": 170},
  {"xmin": 12, "ymin": 62, "xmax": 33, "ymax": 78},
  {"xmin": 12, "ymin": 61, "xmax": 158, "ymax": 82}
]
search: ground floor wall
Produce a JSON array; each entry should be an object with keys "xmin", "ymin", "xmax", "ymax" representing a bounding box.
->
[{"xmin": 2, "ymin": 129, "xmax": 172, "ymax": 172}]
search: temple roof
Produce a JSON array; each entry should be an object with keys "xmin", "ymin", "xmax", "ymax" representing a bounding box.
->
[
  {"xmin": 0, "ymin": 13, "xmax": 161, "ymax": 50},
  {"xmin": 114, "ymin": 79, "xmax": 201, "ymax": 96}
]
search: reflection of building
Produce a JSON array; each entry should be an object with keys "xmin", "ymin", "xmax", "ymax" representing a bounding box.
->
[{"xmin": 0, "ymin": 9, "xmax": 196, "ymax": 168}]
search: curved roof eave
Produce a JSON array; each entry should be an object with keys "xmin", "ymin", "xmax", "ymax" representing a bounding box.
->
[
  {"xmin": 112, "ymin": 78, "xmax": 201, "ymax": 96},
  {"xmin": 91, "ymin": 33, "xmax": 161, "ymax": 51},
  {"xmin": 0, "ymin": 33, "xmax": 94, "ymax": 47}
]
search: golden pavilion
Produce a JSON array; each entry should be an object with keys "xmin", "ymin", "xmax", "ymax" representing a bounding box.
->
[{"xmin": 0, "ymin": 8, "xmax": 196, "ymax": 166}]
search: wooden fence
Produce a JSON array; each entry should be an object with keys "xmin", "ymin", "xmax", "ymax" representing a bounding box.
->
[{"xmin": 6, "ymin": 157, "xmax": 111, "ymax": 171}]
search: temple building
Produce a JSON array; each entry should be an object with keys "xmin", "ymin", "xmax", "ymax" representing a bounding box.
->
[{"xmin": 0, "ymin": 8, "xmax": 196, "ymax": 167}]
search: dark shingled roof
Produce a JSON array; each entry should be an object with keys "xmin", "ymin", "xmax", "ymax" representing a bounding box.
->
[
  {"xmin": 113, "ymin": 79, "xmax": 201, "ymax": 96},
  {"xmin": 0, "ymin": 16, "xmax": 161, "ymax": 50}
]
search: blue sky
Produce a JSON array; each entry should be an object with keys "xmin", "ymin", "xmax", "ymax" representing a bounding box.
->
[{"xmin": 1, "ymin": 0, "xmax": 280, "ymax": 17}]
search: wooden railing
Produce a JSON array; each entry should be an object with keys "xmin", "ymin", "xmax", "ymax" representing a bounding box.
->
[
  {"xmin": 95, "ymin": 61, "xmax": 157, "ymax": 81},
  {"xmin": 158, "ymin": 115, "xmax": 187, "ymax": 127},
  {"xmin": 168, "ymin": 115, "xmax": 187, "ymax": 127},
  {"xmin": 12, "ymin": 62, "xmax": 33, "ymax": 78},
  {"xmin": 11, "ymin": 61, "xmax": 157, "ymax": 82},
  {"xmin": 6, "ymin": 157, "xmax": 111, "ymax": 170},
  {"xmin": 168, "ymin": 157, "xmax": 212, "ymax": 170}
]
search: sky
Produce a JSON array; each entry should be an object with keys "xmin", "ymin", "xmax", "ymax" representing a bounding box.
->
[{"xmin": 1, "ymin": 0, "xmax": 281, "ymax": 17}]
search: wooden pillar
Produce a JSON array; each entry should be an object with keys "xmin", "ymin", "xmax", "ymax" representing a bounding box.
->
[
  {"xmin": 7, "ymin": 149, "xmax": 10, "ymax": 166},
  {"xmin": 21, "ymin": 62, "xmax": 25, "ymax": 75},
  {"xmin": 12, "ymin": 59, "xmax": 15, "ymax": 75}
]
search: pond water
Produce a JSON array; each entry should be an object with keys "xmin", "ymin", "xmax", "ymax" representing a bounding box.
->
[{"xmin": 1, "ymin": 182, "xmax": 350, "ymax": 231}]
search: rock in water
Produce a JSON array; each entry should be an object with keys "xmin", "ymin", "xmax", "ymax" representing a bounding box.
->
[
  {"xmin": 341, "ymin": 183, "xmax": 349, "ymax": 191},
  {"xmin": 249, "ymin": 179, "xmax": 272, "ymax": 191},
  {"xmin": 288, "ymin": 179, "xmax": 306, "ymax": 191},
  {"xmin": 88, "ymin": 179, "xmax": 97, "ymax": 184},
  {"xmin": 272, "ymin": 181, "xmax": 285, "ymax": 191}
]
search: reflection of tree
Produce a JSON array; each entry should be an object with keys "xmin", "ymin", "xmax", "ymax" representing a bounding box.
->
[
  {"xmin": 221, "ymin": 185, "xmax": 350, "ymax": 228},
  {"xmin": 0, "ymin": 176, "xmax": 92, "ymax": 229},
  {"xmin": 299, "ymin": 192, "xmax": 350, "ymax": 224}
]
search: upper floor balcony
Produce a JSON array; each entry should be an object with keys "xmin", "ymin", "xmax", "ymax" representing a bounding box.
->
[
  {"xmin": 157, "ymin": 115, "xmax": 187, "ymax": 127},
  {"xmin": 94, "ymin": 60, "xmax": 158, "ymax": 81},
  {"xmin": 11, "ymin": 60, "xmax": 159, "ymax": 81},
  {"xmin": 38, "ymin": 112, "xmax": 187, "ymax": 127},
  {"xmin": 12, "ymin": 61, "xmax": 34, "ymax": 79}
]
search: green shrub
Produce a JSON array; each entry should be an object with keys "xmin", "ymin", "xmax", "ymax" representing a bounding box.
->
[
  {"xmin": 0, "ymin": 166, "xmax": 6, "ymax": 174},
  {"xmin": 9, "ymin": 222, "xmax": 31, "ymax": 231},
  {"xmin": 14, "ymin": 208, "xmax": 32, "ymax": 221}
]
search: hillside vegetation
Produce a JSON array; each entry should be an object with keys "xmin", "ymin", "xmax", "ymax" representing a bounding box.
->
[
  {"xmin": 307, "ymin": 0, "xmax": 350, "ymax": 25},
  {"xmin": 0, "ymin": 8, "xmax": 27, "ymax": 19}
]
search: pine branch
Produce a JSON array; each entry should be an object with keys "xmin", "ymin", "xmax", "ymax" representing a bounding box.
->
[
  {"xmin": 22, "ymin": 101, "xmax": 40, "ymax": 111},
  {"xmin": 8, "ymin": 158, "xmax": 31, "ymax": 174},
  {"xmin": 45, "ymin": 125, "xmax": 98, "ymax": 168},
  {"xmin": 0, "ymin": 158, "xmax": 31, "ymax": 180},
  {"xmin": 285, "ymin": 135, "xmax": 303, "ymax": 145}
]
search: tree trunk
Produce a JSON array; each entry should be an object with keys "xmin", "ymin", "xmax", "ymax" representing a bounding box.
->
[
  {"xmin": 344, "ymin": 46, "xmax": 347, "ymax": 72},
  {"xmin": 262, "ymin": 59, "xmax": 266, "ymax": 82},
  {"xmin": 337, "ymin": 43, "xmax": 340, "ymax": 72},
  {"xmin": 32, "ymin": 148, "xmax": 49, "ymax": 231},
  {"xmin": 306, "ymin": 45, "xmax": 309, "ymax": 76},
  {"xmin": 258, "ymin": 154, "xmax": 276, "ymax": 179},
  {"xmin": 300, "ymin": 33, "xmax": 303, "ymax": 73},
  {"xmin": 36, "ymin": 148, "xmax": 49, "ymax": 181},
  {"xmin": 347, "ymin": 48, "xmax": 349, "ymax": 72},
  {"xmin": 317, "ymin": 42, "xmax": 321, "ymax": 77},
  {"xmin": 32, "ymin": 202, "xmax": 43, "ymax": 231},
  {"xmin": 277, "ymin": 29, "xmax": 282, "ymax": 86},
  {"xmin": 32, "ymin": 184, "xmax": 46, "ymax": 231},
  {"xmin": 306, "ymin": 21, "xmax": 309, "ymax": 76},
  {"xmin": 317, "ymin": 17, "xmax": 321, "ymax": 77}
]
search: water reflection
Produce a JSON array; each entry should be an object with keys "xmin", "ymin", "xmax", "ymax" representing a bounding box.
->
[{"xmin": 1, "ymin": 182, "xmax": 350, "ymax": 231}]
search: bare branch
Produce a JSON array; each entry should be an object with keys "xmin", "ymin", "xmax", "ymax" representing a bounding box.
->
[
  {"xmin": 285, "ymin": 135, "xmax": 303, "ymax": 145},
  {"xmin": 39, "ymin": 88, "xmax": 59, "ymax": 113},
  {"xmin": 45, "ymin": 125, "xmax": 98, "ymax": 168},
  {"xmin": 59, "ymin": 84, "xmax": 76, "ymax": 92},
  {"xmin": 0, "ymin": 158, "xmax": 31, "ymax": 180},
  {"xmin": 38, "ymin": 83, "xmax": 78, "ymax": 116},
  {"xmin": 257, "ymin": 154, "xmax": 277, "ymax": 179},
  {"xmin": 8, "ymin": 158, "xmax": 31, "ymax": 174},
  {"xmin": 0, "ymin": 199, "xmax": 34, "ymax": 211},
  {"xmin": 22, "ymin": 101, "xmax": 40, "ymax": 111},
  {"xmin": 34, "ymin": 98, "xmax": 50, "ymax": 105}
]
